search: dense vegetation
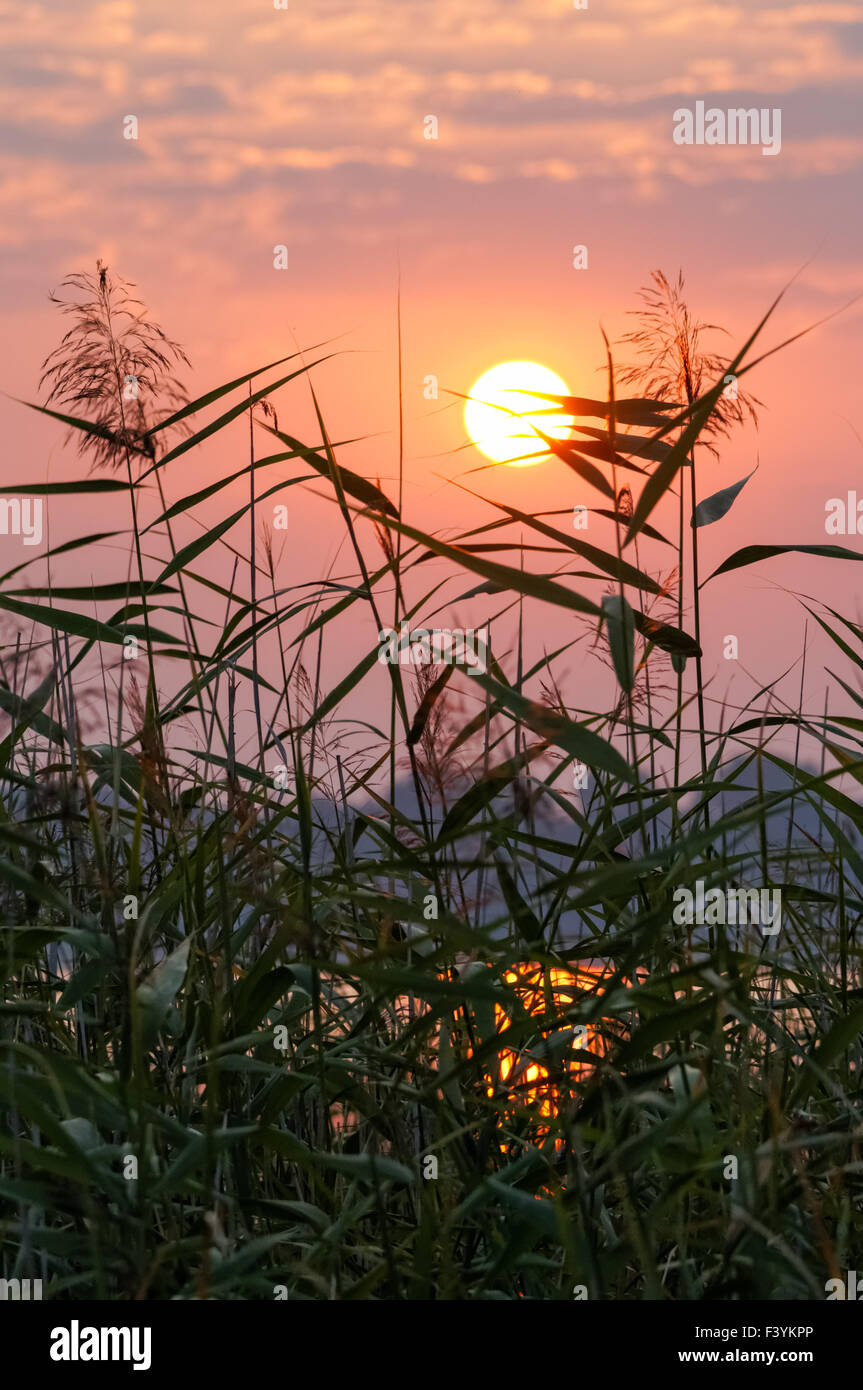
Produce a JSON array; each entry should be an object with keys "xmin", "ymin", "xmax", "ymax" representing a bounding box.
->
[{"xmin": 1, "ymin": 265, "xmax": 861, "ymax": 1300}]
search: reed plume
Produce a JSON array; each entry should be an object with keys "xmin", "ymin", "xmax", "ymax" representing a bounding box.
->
[
  {"xmin": 39, "ymin": 259, "xmax": 190, "ymax": 470},
  {"xmin": 617, "ymin": 268, "xmax": 760, "ymax": 444}
]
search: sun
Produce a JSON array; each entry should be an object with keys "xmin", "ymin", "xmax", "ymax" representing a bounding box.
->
[{"xmin": 464, "ymin": 361, "xmax": 573, "ymax": 466}]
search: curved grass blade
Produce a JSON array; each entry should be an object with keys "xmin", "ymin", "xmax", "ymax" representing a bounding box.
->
[
  {"xmin": 6, "ymin": 397, "xmax": 149, "ymax": 456},
  {"xmin": 261, "ymin": 423, "xmax": 399, "ymax": 519},
  {"xmin": 0, "ymin": 592, "xmax": 126, "ymax": 645},
  {"xmin": 145, "ymin": 357, "xmax": 336, "ymax": 473},
  {"xmin": 438, "ymin": 745, "xmax": 548, "ymax": 840},
  {"xmin": 141, "ymin": 340, "xmax": 341, "ymax": 439},
  {"xmin": 536, "ymin": 433, "xmax": 615, "ymax": 500},
  {"xmin": 692, "ymin": 468, "xmax": 758, "ymax": 528},
  {"xmin": 366, "ymin": 513, "xmax": 603, "ymax": 618},
  {"xmin": 0, "ymin": 480, "xmax": 129, "ymax": 494},
  {"xmin": 144, "ymin": 464, "xmax": 320, "ymax": 533},
  {"xmin": 468, "ymin": 670, "xmax": 633, "ymax": 781},
  {"xmin": 632, "ymin": 610, "xmax": 700, "ymax": 656},
  {"xmin": 704, "ymin": 544, "xmax": 863, "ymax": 585},
  {"xmin": 520, "ymin": 392, "xmax": 681, "ymax": 427},
  {"xmin": 4, "ymin": 582, "xmax": 176, "ymax": 602},
  {"xmin": 446, "ymin": 486, "xmax": 664, "ymax": 596},
  {"xmin": 572, "ymin": 427, "xmax": 672, "ymax": 466},
  {"xmin": 0, "ymin": 531, "xmax": 119, "ymax": 585},
  {"xmin": 602, "ymin": 593, "xmax": 636, "ymax": 692},
  {"xmin": 561, "ymin": 438, "xmax": 647, "ymax": 475}
]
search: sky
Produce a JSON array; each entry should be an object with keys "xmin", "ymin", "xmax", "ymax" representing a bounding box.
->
[{"xmin": 1, "ymin": 0, "xmax": 862, "ymax": 758}]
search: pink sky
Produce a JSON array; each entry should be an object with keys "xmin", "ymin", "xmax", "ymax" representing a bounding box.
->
[{"xmin": 1, "ymin": 0, "xmax": 862, "ymax": 763}]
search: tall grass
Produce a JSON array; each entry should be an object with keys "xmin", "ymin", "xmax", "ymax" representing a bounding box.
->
[{"xmin": 1, "ymin": 265, "xmax": 861, "ymax": 1301}]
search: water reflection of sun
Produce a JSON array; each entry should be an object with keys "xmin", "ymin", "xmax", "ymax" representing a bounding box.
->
[{"xmin": 490, "ymin": 964, "xmax": 606, "ymax": 1134}]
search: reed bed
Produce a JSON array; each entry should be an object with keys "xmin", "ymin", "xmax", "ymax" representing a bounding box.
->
[{"xmin": 1, "ymin": 264, "xmax": 861, "ymax": 1301}]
